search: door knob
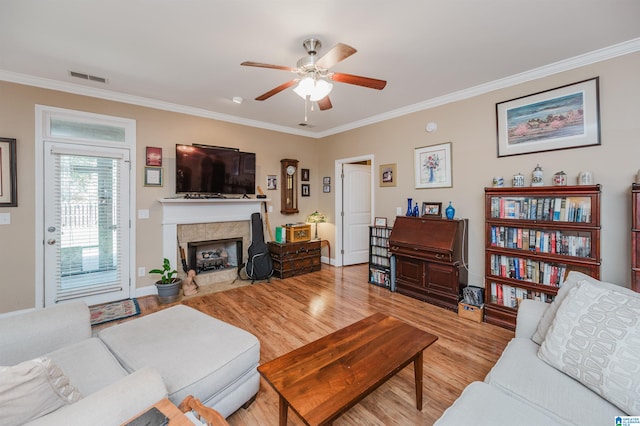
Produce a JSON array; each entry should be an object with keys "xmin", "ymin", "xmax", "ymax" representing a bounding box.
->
[{"xmin": 47, "ymin": 239, "xmax": 56, "ymax": 245}]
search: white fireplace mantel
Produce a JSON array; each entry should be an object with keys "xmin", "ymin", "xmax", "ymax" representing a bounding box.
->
[{"xmin": 159, "ymin": 198, "xmax": 268, "ymax": 269}]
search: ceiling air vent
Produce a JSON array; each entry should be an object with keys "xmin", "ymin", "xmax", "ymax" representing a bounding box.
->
[
  {"xmin": 298, "ymin": 123, "xmax": 315, "ymax": 128},
  {"xmin": 69, "ymin": 71, "xmax": 108, "ymax": 84}
]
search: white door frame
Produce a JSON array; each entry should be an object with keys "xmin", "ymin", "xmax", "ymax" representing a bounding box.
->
[
  {"xmin": 334, "ymin": 154, "xmax": 375, "ymax": 267},
  {"xmin": 34, "ymin": 105, "xmax": 137, "ymax": 307}
]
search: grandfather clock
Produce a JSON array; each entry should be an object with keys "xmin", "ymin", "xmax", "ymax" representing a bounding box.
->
[{"xmin": 281, "ymin": 159, "xmax": 299, "ymax": 214}]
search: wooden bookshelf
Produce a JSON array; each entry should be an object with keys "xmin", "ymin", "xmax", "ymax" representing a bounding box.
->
[
  {"xmin": 484, "ymin": 185, "xmax": 601, "ymax": 329},
  {"xmin": 368, "ymin": 226, "xmax": 393, "ymax": 289},
  {"xmin": 632, "ymin": 183, "xmax": 640, "ymax": 292}
]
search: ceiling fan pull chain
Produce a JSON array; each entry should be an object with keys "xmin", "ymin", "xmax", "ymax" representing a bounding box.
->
[{"xmin": 304, "ymin": 96, "xmax": 309, "ymax": 122}]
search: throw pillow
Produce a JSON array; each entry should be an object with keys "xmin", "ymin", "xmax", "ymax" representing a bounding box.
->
[
  {"xmin": 531, "ymin": 271, "xmax": 617, "ymax": 344},
  {"xmin": 538, "ymin": 279, "xmax": 640, "ymax": 415},
  {"xmin": 0, "ymin": 357, "xmax": 82, "ymax": 426}
]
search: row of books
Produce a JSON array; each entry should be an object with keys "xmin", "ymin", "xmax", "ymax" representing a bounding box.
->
[
  {"xmin": 370, "ymin": 255, "xmax": 390, "ymax": 268},
  {"xmin": 370, "ymin": 227, "xmax": 392, "ymax": 238},
  {"xmin": 489, "ymin": 226, "xmax": 592, "ymax": 258},
  {"xmin": 490, "ymin": 196, "xmax": 592, "ymax": 223},
  {"xmin": 489, "ymin": 282, "xmax": 555, "ymax": 308},
  {"xmin": 489, "ymin": 254, "xmax": 567, "ymax": 286},
  {"xmin": 370, "ymin": 246, "xmax": 389, "ymax": 257},
  {"xmin": 369, "ymin": 267, "xmax": 390, "ymax": 287},
  {"xmin": 370, "ymin": 236, "xmax": 390, "ymax": 247}
]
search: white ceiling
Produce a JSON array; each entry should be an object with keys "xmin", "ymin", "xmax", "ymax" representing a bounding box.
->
[{"xmin": 1, "ymin": 1, "xmax": 639, "ymax": 137}]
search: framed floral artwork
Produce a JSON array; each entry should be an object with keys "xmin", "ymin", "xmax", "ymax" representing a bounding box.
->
[
  {"xmin": 496, "ymin": 77, "xmax": 600, "ymax": 157},
  {"xmin": 414, "ymin": 142, "xmax": 452, "ymax": 189}
]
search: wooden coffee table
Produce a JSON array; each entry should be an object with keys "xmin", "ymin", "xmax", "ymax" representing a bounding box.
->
[{"xmin": 257, "ymin": 313, "xmax": 438, "ymax": 425}]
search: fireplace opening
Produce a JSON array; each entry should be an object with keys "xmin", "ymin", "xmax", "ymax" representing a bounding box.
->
[{"xmin": 187, "ymin": 238, "xmax": 243, "ymax": 275}]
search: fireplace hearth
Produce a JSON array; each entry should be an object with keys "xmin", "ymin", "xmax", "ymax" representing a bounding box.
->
[{"xmin": 188, "ymin": 238, "xmax": 243, "ymax": 275}]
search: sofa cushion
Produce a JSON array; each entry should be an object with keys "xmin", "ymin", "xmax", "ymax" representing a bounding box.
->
[
  {"xmin": 538, "ymin": 280, "xmax": 640, "ymax": 415},
  {"xmin": 487, "ymin": 338, "xmax": 621, "ymax": 426},
  {"xmin": 531, "ymin": 271, "xmax": 618, "ymax": 344},
  {"xmin": 0, "ymin": 357, "xmax": 82, "ymax": 426},
  {"xmin": 98, "ymin": 305, "xmax": 260, "ymax": 408},
  {"xmin": 434, "ymin": 381, "xmax": 569, "ymax": 426},
  {"xmin": 45, "ymin": 337, "xmax": 129, "ymax": 397}
]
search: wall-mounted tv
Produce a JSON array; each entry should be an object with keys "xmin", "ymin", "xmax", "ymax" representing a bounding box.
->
[{"xmin": 176, "ymin": 144, "xmax": 256, "ymax": 195}]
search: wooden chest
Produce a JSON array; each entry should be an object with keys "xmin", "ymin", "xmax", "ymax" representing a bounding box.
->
[
  {"xmin": 268, "ymin": 240, "xmax": 321, "ymax": 278},
  {"xmin": 286, "ymin": 224, "xmax": 312, "ymax": 243}
]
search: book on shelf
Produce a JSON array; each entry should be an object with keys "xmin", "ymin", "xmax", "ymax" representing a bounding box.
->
[{"xmin": 490, "ymin": 196, "xmax": 592, "ymax": 223}]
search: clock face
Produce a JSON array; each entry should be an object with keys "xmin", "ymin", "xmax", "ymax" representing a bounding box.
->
[{"xmin": 286, "ymin": 165, "xmax": 296, "ymax": 176}]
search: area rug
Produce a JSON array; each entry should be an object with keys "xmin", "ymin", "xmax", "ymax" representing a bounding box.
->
[{"xmin": 90, "ymin": 299, "xmax": 140, "ymax": 326}]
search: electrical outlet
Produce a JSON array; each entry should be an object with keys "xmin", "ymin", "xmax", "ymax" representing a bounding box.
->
[
  {"xmin": 0, "ymin": 213, "xmax": 10, "ymax": 225},
  {"xmin": 268, "ymin": 205, "xmax": 273, "ymax": 213},
  {"xmin": 138, "ymin": 209, "xmax": 149, "ymax": 219},
  {"xmin": 138, "ymin": 267, "xmax": 145, "ymax": 277}
]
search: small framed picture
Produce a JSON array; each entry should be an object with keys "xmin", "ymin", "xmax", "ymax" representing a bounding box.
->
[
  {"xmin": 144, "ymin": 166, "xmax": 163, "ymax": 187},
  {"xmin": 301, "ymin": 183, "xmax": 310, "ymax": 197},
  {"xmin": 301, "ymin": 168, "xmax": 310, "ymax": 181},
  {"xmin": 422, "ymin": 202, "xmax": 442, "ymax": 217},
  {"xmin": 0, "ymin": 137, "xmax": 17, "ymax": 207},
  {"xmin": 145, "ymin": 146, "xmax": 162, "ymax": 166},
  {"xmin": 323, "ymin": 176, "xmax": 331, "ymax": 185},
  {"xmin": 267, "ymin": 175, "xmax": 277, "ymax": 190},
  {"xmin": 374, "ymin": 217, "xmax": 387, "ymax": 227},
  {"xmin": 380, "ymin": 163, "xmax": 396, "ymax": 187},
  {"xmin": 323, "ymin": 184, "xmax": 331, "ymax": 193}
]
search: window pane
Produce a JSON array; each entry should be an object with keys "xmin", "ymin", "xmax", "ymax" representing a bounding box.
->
[{"xmin": 50, "ymin": 118, "xmax": 126, "ymax": 142}]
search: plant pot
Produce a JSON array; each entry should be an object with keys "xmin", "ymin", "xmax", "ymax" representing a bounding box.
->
[{"xmin": 155, "ymin": 279, "xmax": 182, "ymax": 304}]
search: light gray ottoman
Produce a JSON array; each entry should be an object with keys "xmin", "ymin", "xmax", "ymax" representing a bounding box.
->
[{"xmin": 97, "ymin": 305, "xmax": 260, "ymax": 418}]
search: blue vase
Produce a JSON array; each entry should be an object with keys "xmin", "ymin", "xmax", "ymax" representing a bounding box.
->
[
  {"xmin": 445, "ymin": 201, "xmax": 455, "ymax": 220},
  {"xmin": 406, "ymin": 198, "xmax": 413, "ymax": 216},
  {"xmin": 413, "ymin": 203, "xmax": 420, "ymax": 217}
]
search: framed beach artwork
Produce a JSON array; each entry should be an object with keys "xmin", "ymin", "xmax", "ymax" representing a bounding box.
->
[
  {"xmin": 496, "ymin": 77, "xmax": 600, "ymax": 157},
  {"xmin": 414, "ymin": 142, "xmax": 452, "ymax": 189}
]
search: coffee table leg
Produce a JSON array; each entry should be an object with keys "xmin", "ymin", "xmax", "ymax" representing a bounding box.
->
[
  {"xmin": 279, "ymin": 395, "xmax": 288, "ymax": 426},
  {"xmin": 414, "ymin": 351, "xmax": 423, "ymax": 410}
]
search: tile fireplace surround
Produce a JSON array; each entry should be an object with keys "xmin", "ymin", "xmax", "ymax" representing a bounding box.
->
[{"xmin": 159, "ymin": 198, "xmax": 265, "ymax": 286}]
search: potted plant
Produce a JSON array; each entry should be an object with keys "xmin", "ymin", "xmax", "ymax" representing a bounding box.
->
[{"xmin": 150, "ymin": 258, "xmax": 182, "ymax": 303}]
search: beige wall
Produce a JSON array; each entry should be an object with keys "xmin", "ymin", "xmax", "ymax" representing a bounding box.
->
[
  {"xmin": 1, "ymin": 51, "xmax": 638, "ymax": 313},
  {"xmin": 317, "ymin": 52, "xmax": 640, "ymax": 290}
]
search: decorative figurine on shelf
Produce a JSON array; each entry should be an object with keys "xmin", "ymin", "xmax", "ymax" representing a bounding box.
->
[
  {"xmin": 531, "ymin": 164, "xmax": 544, "ymax": 186},
  {"xmin": 413, "ymin": 203, "xmax": 420, "ymax": 217},
  {"xmin": 512, "ymin": 173, "xmax": 525, "ymax": 187},
  {"xmin": 182, "ymin": 269, "xmax": 199, "ymax": 297},
  {"xmin": 553, "ymin": 171, "xmax": 567, "ymax": 186},
  {"xmin": 445, "ymin": 201, "xmax": 455, "ymax": 220},
  {"xmin": 406, "ymin": 198, "xmax": 413, "ymax": 216}
]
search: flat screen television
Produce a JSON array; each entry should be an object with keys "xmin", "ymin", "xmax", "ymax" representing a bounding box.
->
[{"xmin": 175, "ymin": 144, "xmax": 256, "ymax": 195}]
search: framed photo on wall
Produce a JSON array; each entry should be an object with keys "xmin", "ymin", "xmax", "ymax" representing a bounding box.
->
[
  {"xmin": 380, "ymin": 163, "xmax": 396, "ymax": 187},
  {"xmin": 0, "ymin": 137, "xmax": 17, "ymax": 207},
  {"xmin": 145, "ymin": 146, "xmax": 162, "ymax": 166},
  {"xmin": 414, "ymin": 142, "xmax": 452, "ymax": 189},
  {"xmin": 301, "ymin": 183, "xmax": 310, "ymax": 197},
  {"xmin": 496, "ymin": 77, "xmax": 600, "ymax": 157},
  {"xmin": 301, "ymin": 168, "xmax": 310, "ymax": 181},
  {"xmin": 144, "ymin": 166, "xmax": 163, "ymax": 187}
]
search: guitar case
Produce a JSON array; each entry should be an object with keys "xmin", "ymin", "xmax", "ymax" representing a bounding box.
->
[{"xmin": 242, "ymin": 212, "xmax": 274, "ymax": 283}]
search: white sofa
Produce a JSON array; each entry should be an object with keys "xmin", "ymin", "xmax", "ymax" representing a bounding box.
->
[
  {"xmin": 435, "ymin": 271, "xmax": 639, "ymax": 425},
  {"xmin": 0, "ymin": 301, "xmax": 260, "ymax": 425}
]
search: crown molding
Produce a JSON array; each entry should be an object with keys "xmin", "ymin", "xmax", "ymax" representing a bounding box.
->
[{"xmin": 2, "ymin": 38, "xmax": 638, "ymax": 139}]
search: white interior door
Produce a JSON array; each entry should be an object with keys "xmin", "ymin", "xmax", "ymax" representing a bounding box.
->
[
  {"xmin": 43, "ymin": 142, "xmax": 130, "ymax": 306},
  {"xmin": 342, "ymin": 163, "xmax": 371, "ymax": 265}
]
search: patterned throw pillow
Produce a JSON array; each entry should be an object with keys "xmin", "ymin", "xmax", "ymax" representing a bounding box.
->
[
  {"xmin": 538, "ymin": 279, "xmax": 640, "ymax": 414},
  {"xmin": 0, "ymin": 357, "xmax": 82, "ymax": 426}
]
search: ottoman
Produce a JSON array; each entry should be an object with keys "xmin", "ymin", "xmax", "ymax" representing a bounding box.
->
[{"xmin": 97, "ymin": 305, "xmax": 260, "ymax": 418}]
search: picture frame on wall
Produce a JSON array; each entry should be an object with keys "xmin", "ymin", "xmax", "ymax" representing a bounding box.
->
[
  {"xmin": 374, "ymin": 217, "xmax": 387, "ymax": 227},
  {"xmin": 323, "ymin": 184, "xmax": 331, "ymax": 193},
  {"xmin": 380, "ymin": 163, "xmax": 396, "ymax": 187},
  {"xmin": 301, "ymin": 183, "xmax": 310, "ymax": 197},
  {"xmin": 323, "ymin": 176, "xmax": 330, "ymax": 185},
  {"xmin": 422, "ymin": 202, "xmax": 442, "ymax": 217},
  {"xmin": 145, "ymin": 146, "xmax": 162, "ymax": 166},
  {"xmin": 496, "ymin": 77, "xmax": 600, "ymax": 157},
  {"xmin": 0, "ymin": 137, "xmax": 17, "ymax": 207},
  {"xmin": 144, "ymin": 166, "xmax": 163, "ymax": 187},
  {"xmin": 301, "ymin": 168, "xmax": 310, "ymax": 181},
  {"xmin": 267, "ymin": 175, "xmax": 277, "ymax": 190},
  {"xmin": 414, "ymin": 142, "xmax": 452, "ymax": 189}
]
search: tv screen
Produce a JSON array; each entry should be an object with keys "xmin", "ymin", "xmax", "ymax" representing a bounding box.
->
[{"xmin": 176, "ymin": 144, "xmax": 256, "ymax": 195}]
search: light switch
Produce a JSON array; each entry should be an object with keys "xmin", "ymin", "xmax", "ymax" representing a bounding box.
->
[
  {"xmin": 138, "ymin": 209, "xmax": 150, "ymax": 219},
  {"xmin": 0, "ymin": 213, "xmax": 10, "ymax": 225},
  {"xmin": 396, "ymin": 207, "xmax": 402, "ymax": 215}
]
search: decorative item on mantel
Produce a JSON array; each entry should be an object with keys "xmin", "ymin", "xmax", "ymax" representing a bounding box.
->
[
  {"xmin": 552, "ymin": 171, "xmax": 567, "ymax": 186},
  {"xmin": 412, "ymin": 203, "xmax": 420, "ymax": 217},
  {"xmin": 306, "ymin": 211, "xmax": 327, "ymax": 240},
  {"xmin": 531, "ymin": 164, "xmax": 544, "ymax": 186},
  {"xmin": 445, "ymin": 202, "xmax": 455, "ymax": 220},
  {"xmin": 406, "ymin": 198, "xmax": 413, "ymax": 216},
  {"xmin": 512, "ymin": 172, "xmax": 525, "ymax": 187},
  {"xmin": 578, "ymin": 171, "xmax": 594, "ymax": 185}
]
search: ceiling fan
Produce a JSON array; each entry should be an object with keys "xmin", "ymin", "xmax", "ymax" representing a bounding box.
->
[{"xmin": 241, "ymin": 38, "xmax": 387, "ymax": 111}]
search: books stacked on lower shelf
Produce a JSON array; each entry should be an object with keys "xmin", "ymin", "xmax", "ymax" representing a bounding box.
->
[
  {"xmin": 489, "ymin": 254, "xmax": 567, "ymax": 287},
  {"xmin": 488, "ymin": 282, "xmax": 555, "ymax": 308}
]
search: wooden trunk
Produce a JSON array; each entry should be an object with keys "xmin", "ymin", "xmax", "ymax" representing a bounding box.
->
[
  {"xmin": 268, "ymin": 240, "xmax": 321, "ymax": 278},
  {"xmin": 389, "ymin": 216, "xmax": 468, "ymax": 311}
]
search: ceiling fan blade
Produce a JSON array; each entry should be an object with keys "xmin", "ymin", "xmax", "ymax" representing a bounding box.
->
[
  {"xmin": 317, "ymin": 96, "xmax": 333, "ymax": 111},
  {"xmin": 241, "ymin": 61, "xmax": 295, "ymax": 72},
  {"xmin": 255, "ymin": 80, "xmax": 298, "ymax": 101},
  {"xmin": 315, "ymin": 43, "xmax": 357, "ymax": 69},
  {"xmin": 330, "ymin": 72, "xmax": 387, "ymax": 90}
]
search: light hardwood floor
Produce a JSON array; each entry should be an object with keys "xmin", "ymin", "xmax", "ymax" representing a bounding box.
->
[{"xmin": 127, "ymin": 264, "xmax": 514, "ymax": 425}]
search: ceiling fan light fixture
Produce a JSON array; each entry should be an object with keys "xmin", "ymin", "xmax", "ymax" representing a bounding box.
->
[{"xmin": 293, "ymin": 76, "xmax": 333, "ymax": 101}]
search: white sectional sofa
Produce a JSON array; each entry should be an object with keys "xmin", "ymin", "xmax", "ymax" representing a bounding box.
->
[
  {"xmin": 0, "ymin": 301, "xmax": 260, "ymax": 425},
  {"xmin": 435, "ymin": 271, "xmax": 640, "ymax": 425}
]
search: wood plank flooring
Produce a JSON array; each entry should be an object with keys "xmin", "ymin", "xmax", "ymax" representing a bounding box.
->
[{"xmin": 129, "ymin": 264, "xmax": 514, "ymax": 425}]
